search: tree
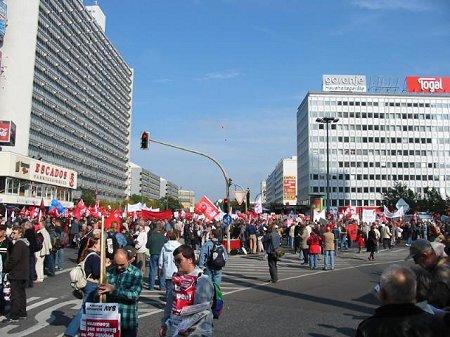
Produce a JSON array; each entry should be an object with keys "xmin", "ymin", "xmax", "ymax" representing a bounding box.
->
[
  {"xmin": 158, "ymin": 196, "xmax": 182, "ymax": 211},
  {"xmin": 382, "ymin": 182, "xmax": 417, "ymax": 212},
  {"xmin": 81, "ymin": 189, "xmax": 96, "ymax": 206},
  {"xmin": 418, "ymin": 188, "xmax": 447, "ymax": 213}
]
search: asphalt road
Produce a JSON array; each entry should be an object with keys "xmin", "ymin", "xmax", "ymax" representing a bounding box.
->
[{"xmin": 0, "ymin": 246, "xmax": 410, "ymax": 337}]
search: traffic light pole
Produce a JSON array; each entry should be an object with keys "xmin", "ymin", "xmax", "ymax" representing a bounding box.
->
[{"xmin": 148, "ymin": 138, "xmax": 232, "ymax": 252}]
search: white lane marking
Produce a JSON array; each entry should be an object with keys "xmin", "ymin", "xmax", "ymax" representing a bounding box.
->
[
  {"xmin": 27, "ymin": 298, "xmax": 58, "ymax": 311},
  {"xmin": 0, "ymin": 299, "xmax": 80, "ymax": 337},
  {"xmin": 135, "ymin": 258, "xmax": 404, "ymax": 320},
  {"xmin": 26, "ymin": 297, "xmax": 40, "ymax": 303}
]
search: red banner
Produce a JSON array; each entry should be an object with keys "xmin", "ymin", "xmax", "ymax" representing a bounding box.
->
[
  {"xmin": 104, "ymin": 210, "xmax": 123, "ymax": 231},
  {"xmin": 140, "ymin": 209, "xmax": 173, "ymax": 221},
  {"xmin": 406, "ymin": 76, "xmax": 450, "ymax": 93},
  {"xmin": 194, "ymin": 196, "xmax": 220, "ymax": 221}
]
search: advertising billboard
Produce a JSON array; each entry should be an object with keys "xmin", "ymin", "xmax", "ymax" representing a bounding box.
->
[
  {"xmin": 0, "ymin": 121, "xmax": 16, "ymax": 146},
  {"xmin": 283, "ymin": 176, "xmax": 296, "ymax": 202},
  {"xmin": 406, "ymin": 76, "xmax": 450, "ymax": 93},
  {"xmin": 323, "ymin": 74, "xmax": 367, "ymax": 92}
]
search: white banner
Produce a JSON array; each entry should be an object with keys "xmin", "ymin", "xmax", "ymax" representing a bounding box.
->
[
  {"xmin": 362, "ymin": 209, "xmax": 376, "ymax": 223},
  {"xmin": 313, "ymin": 209, "xmax": 326, "ymax": 222},
  {"xmin": 383, "ymin": 205, "xmax": 404, "ymax": 218},
  {"xmin": 254, "ymin": 195, "xmax": 263, "ymax": 214}
]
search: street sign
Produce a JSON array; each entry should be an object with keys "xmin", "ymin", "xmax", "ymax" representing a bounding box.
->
[
  {"xmin": 396, "ymin": 198, "xmax": 410, "ymax": 213},
  {"xmin": 223, "ymin": 213, "xmax": 232, "ymax": 226}
]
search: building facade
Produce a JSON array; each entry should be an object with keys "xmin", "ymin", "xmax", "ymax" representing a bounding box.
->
[
  {"xmin": 297, "ymin": 78, "xmax": 450, "ymax": 208},
  {"xmin": 128, "ymin": 163, "xmax": 160, "ymax": 200},
  {"xmin": 0, "ymin": 0, "xmax": 133, "ymax": 201},
  {"xmin": 265, "ymin": 156, "xmax": 297, "ymax": 206},
  {"xmin": 159, "ymin": 178, "xmax": 179, "ymax": 200},
  {"xmin": 178, "ymin": 189, "xmax": 195, "ymax": 209},
  {"xmin": 0, "ymin": 151, "xmax": 77, "ymax": 208}
]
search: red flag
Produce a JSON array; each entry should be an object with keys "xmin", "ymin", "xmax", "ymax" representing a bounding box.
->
[
  {"xmin": 104, "ymin": 209, "xmax": 123, "ymax": 231},
  {"xmin": 19, "ymin": 206, "xmax": 27, "ymax": 217},
  {"xmin": 73, "ymin": 199, "xmax": 87, "ymax": 220},
  {"xmin": 194, "ymin": 196, "xmax": 220, "ymax": 221},
  {"xmin": 48, "ymin": 207, "xmax": 59, "ymax": 218}
]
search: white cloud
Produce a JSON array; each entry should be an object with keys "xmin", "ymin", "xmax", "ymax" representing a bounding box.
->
[
  {"xmin": 351, "ymin": 0, "xmax": 434, "ymax": 12},
  {"xmin": 199, "ymin": 70, "xmax": 241, "ymax": 81}
]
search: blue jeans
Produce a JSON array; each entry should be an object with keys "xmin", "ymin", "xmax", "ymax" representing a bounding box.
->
[
  {"xmin": 148, "ymin": 254, "xmax": 164, "ymax": 290},
  {"xmin": 45, "ymin": 251, "xmax": 55, "ymax": 275},
  {"xmin": 406, "ymin": 236, "xmax": 412, "ymax": 245},
  {"xmin": 324, "ymin": 250, "xmax": 335, "ymax": 270},
  {"xmin": 204, "ymin": 267, "xmax": 223, "ymax": 285},
  {"xmin": 55, "ymin": 249, "xmax": 64, "ymax": 269},
  {"xmin": 65, "ymin": 281, "xmax": 98, "ymax": 337},
  {"xmin": 308, "ymin": 254, "xmax": 318, "ymax": 269},
  {"xmin": 163, "ymin": 279, "xmax": 174, "ymax": 324}
]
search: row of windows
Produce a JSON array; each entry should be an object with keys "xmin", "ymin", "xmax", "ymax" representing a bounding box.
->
[
  {"xmin": 1, "ymin": 177, "xmax": 72, "ymax": 202},
  {"xmin": 310, "ymin": 99, "xmax": 450, "ymax": 109},
  {"xmin": 310, "ymin": 136, "xmax": 450, "ymax": 144},
  {"xmin": 311, "ymin": 173, "xmax": 448, "ymax": 181},
  {"xmin": 311, "ymin": 148, "xmax": 450, "ymax": 157},
  {"xmin": 310, "ymin": 110, "xmax": 450, "ymax": 120},
  {"xmin": 312, "ymin": 124, "xmax": 450, "ymax": 132}
]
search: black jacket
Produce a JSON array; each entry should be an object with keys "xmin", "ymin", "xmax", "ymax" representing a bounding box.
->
[
  {"xmin": 355, "ymin": 303, "xmax": 448, "ymax": 337},
  {"xmin": 4, "ymin": 238, "xmax": 30, "ymax": 280},
  {"xmin": 24, "ymin": 228, "xmax": 38, "ymax": 254}
]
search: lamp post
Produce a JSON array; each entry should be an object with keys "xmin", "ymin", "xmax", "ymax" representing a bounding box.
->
[{"xmin": 316, "ymin": 117, "xmax": 339, "ymax": 213}]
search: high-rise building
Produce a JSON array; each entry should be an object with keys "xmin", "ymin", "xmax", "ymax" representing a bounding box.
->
[
  {"xmin": 265, "ymin": 156, "xmax": 297, "ymax": 206},
  {"xmin": 0, "ymin": 0, "xmax": 133, "ymax": 201},
  {"xmin": 128, "ymin": 163, "xmax": 161, "ymax": 200},
  {"xmin": 178, "ymin": 189, "xmax": 195, "ymax": 209},
  {"xmin": 159, "ymin": 177, "xmax": 179, "ymax": 200},
  {"xmin": 297, "ymin": 75, "xmax": 450, "ymax": 208}
]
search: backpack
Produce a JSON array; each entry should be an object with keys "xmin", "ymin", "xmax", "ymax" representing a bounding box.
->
[
  {"xmin": 35, "ymin": 232, "xmax": 44, "ymax": 252},
  {"xmin": 207, "ymin": 242, "xmax": 226, "ymax": 270},
  {"xmin": 69, "ymin": 252, "xmax": 97, "ymax": 290},
  {"xmin": 211, "ymin": 283, "xmax": 224, "ymax": 319}
]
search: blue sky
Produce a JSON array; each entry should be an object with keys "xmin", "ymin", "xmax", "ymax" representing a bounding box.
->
[{"xmin": 89, "ymin": 0, "xmax": 450, "ymax": 201}]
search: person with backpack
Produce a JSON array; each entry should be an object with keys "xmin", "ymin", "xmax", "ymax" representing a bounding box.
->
[
  {"xmin": 158, "ymin": 229, "xmax": 181, "ymax": 308},
  {"xmin": 159, "ymin": 244, "xmax": 214, "ymax": 337},
  {"xmin": 262, "ymin": 223, "xmax": 281, "ymax": 283},
  {"xmin": 198, "ymin": 229, "xmax": 228, "ymax": 285},
  {"xmin": 64, "ymin": 237, "xmax": 101, "ymax": 337}
]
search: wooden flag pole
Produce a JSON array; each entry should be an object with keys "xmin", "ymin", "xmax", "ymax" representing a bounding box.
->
[{"xmin": 99, "ymin": 215, "xmax": 106, "ymax": 303}]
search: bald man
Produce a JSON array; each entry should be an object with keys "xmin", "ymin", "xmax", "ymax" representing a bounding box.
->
[{"xmin": 99, "ymin": 249, "xmax": 143, "ymax": 337}]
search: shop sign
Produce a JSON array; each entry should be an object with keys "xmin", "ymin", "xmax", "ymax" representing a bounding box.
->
[
  {"xmin": 406, "ymin": 76, "xmax": 450, "ymax": 93},
  {"xmin": 323, "ymin": 74, "xmax": 367, "ymax": 92},
  {"xmin": 0, "ymin": 121, "xmax": 16, "ymax": 146}
]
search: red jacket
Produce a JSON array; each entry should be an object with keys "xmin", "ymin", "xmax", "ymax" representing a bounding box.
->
[{"xmin": 307, "ymin": 234, "xmax": 322, "ymax": 254}]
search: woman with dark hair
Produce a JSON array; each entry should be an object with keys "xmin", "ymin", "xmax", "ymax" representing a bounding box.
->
[
  {"xmin": 64, "ymin": 237, "xmax": 101, "ymax": 337},
  {"xmin": 367, "ymin": 225, "xmax": 378, "ymax": 261}
]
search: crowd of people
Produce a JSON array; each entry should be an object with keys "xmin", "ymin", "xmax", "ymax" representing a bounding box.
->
[{"xmin": 0, "ymin": 210, "xmax": 448, "ymax": 336}]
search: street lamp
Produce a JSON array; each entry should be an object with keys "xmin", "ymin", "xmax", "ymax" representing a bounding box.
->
[{"xmin": 316, "ymin": 117, "xmax": 339, "ymax": 213}]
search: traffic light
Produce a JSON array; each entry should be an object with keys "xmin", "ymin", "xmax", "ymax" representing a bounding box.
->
[
  {"xmin": 223, "ymin": 198, "xmax": 229, "ymax": 213},
  {"xmin": 140, "ymin": 131, "xmax": 149, "ymax": 149}
]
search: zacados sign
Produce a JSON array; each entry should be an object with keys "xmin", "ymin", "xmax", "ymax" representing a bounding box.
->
[{"xmin": 406, "ymin": 76, "xmax": 450, "ymax": 93}]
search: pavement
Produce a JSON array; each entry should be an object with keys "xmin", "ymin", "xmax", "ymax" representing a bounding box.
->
[{"xmin": 0, "ymin": 245, "xmax": 411, "ymax": 337}]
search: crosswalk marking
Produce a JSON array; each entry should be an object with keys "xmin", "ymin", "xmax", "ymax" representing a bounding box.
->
[
  {"xmin": 26, "ymin": 297, "xmax": 41, "ymax": 303},
  {"xmin": 27, "ymin": 298, "xmax": 58, "ymax": 311}
]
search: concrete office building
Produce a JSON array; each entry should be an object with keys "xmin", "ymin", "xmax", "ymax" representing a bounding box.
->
[
  {"xmin": 128, "ymin": 162, "xmax": 161, "ymax": 200},
  {"xmin": 297, "ymin": 75, "xmax": 450, "ymax": 208},
  {"xmin": 178, "ymin": 189, "xmax": 195, "ymax": 209},
  {"xmin": 265, "ymin": 156, "xmax": 297, "ymax": 206},
  {"xmin": 160, "ymin": 178, "xmax": 179, "ymax": 200},
  {"xmin": 0, "ymin": 0, "xmax": 133, "ymax": 200}
]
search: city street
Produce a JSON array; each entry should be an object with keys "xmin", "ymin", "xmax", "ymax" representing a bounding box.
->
[{"xmin": 1, "ymin": 246, "xmax": 409, "ymax": 337}]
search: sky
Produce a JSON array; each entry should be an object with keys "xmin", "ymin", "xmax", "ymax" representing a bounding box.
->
[{"xmin": 87, "ymin": 0, "xmax": 450, "ymax": 201}]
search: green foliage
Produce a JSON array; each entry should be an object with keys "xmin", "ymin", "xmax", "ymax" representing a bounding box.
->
[
  {"xmin": 158, "ymin": 196, "xmax": 182, "ymax": 211},
  {"xmin": 417, "ymin": 188, "xmax": 447, "ymax": 213},
  {"xmin": 81, "ymin": 189, "xmax": 96, "ymax": 206},
  {"xmin": 382, "ymin": 183, "xmax": 417, "ymax": 211}
]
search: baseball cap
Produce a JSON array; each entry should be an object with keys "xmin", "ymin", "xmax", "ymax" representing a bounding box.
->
[
  {"xmin": 124, "ymin": 245, "xmax": 137, "ymax": 260},
  {"xmin": 405, "ymin": 239, "xmax": 433, "ymax": 260}
]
